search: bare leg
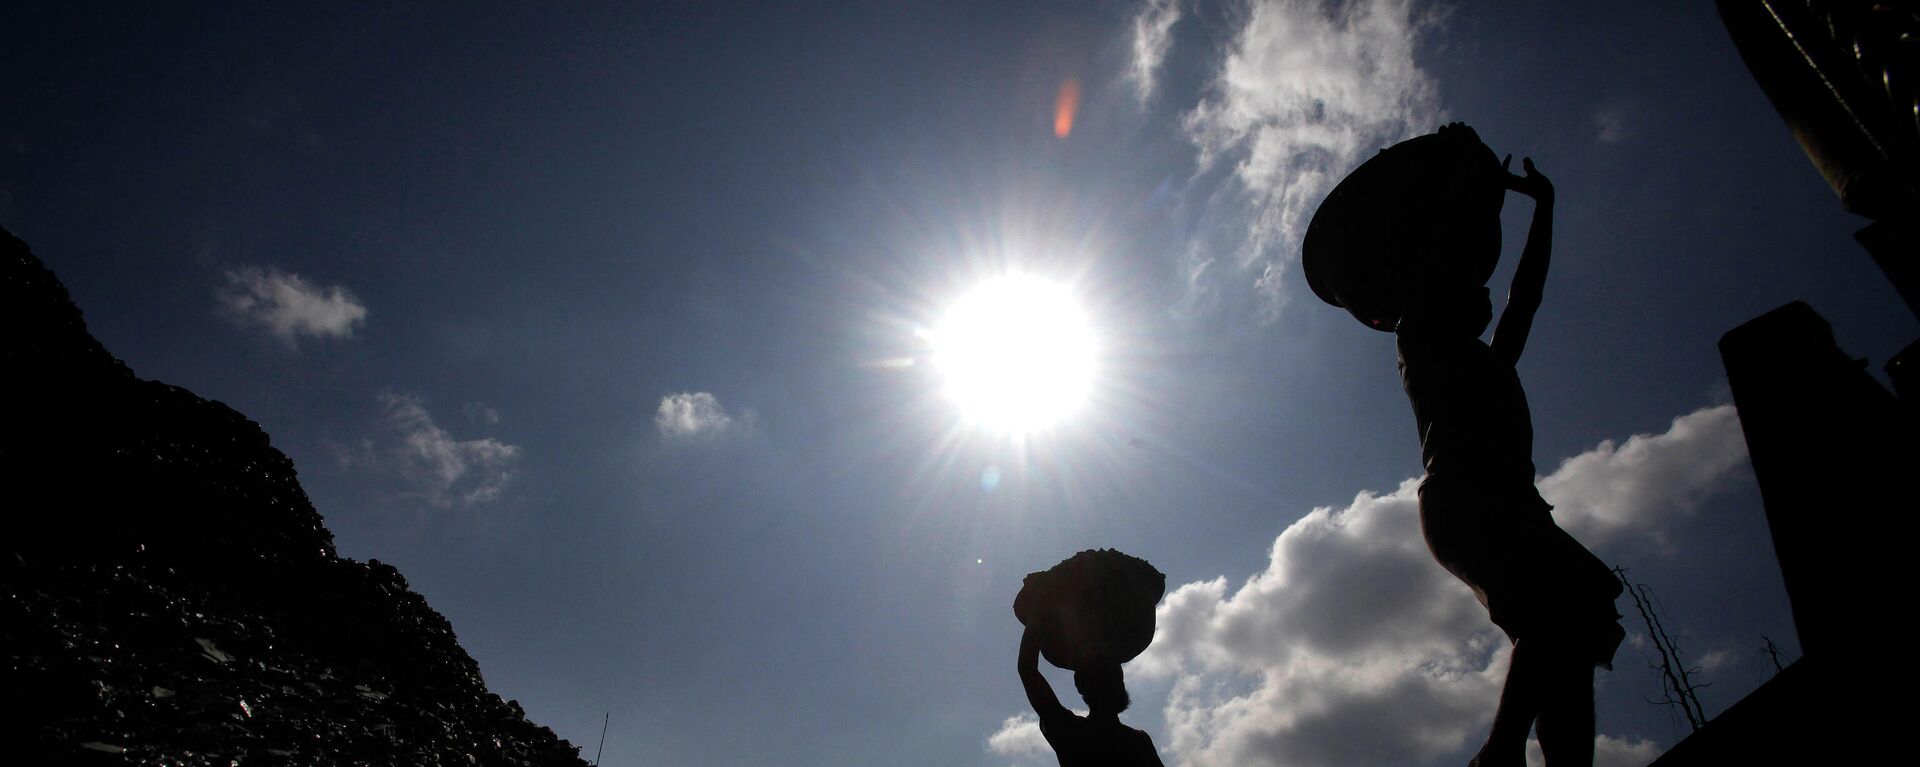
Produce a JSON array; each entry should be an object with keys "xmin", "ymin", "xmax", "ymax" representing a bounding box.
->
[
  {"xmin": 1534, "ymin": 641, "xmax": 1595, "ymax": 767},
  {"xmin": 1470, "ymin": 639, "xmax": 1540, "ymax": 767}
]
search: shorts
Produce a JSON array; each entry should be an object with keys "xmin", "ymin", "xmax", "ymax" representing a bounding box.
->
[{"xmin": 1417, "ymin": 476, "xmax": 1626, "ymax": 669}]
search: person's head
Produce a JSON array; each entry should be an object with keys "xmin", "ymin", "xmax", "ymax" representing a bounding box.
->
[
  {"xmin": 1073, "ymin": 663, "xmax": 1130, "ymax": 716},
  {"xmin": 1401, "ymin": 284, "xmax": 1492, "ymax": 338}
]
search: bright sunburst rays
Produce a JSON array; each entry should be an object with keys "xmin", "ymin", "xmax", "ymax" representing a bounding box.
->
[
  {"xmin": 928, "ymin": 275, "xmax": 1097, "ymax": 434},
  {"xmin": 815, "ymin": 139, "xmax": 1187, "ymax": 529}
]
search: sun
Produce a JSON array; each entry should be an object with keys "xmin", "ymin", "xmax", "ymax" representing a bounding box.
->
[{"xmin": 929, "ymin": 275, "xmax": 1097, "ymax": 434}]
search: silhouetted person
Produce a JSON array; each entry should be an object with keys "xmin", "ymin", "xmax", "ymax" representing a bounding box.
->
[
  {"xmin": 1018, "ymin": 628, "xmax": 1164, "ymax": 767},
  {"xmin": 1396, "ymin": 141, "xmax": 1623, "ymax": 767}
]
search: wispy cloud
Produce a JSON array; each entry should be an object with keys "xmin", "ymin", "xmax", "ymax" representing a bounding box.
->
[
  {"xmin": 1593, "ymin": 101, "xmax": 1644, "ymax": 144},
  {"xmin": 655, "ymin": 391, "xmax": 752, "ymax": 443},
  {"xmin": 1128, "ymin": 0, "xmax": 1184, "ymax": 105},
  {"xmin": 1174, "ymin": 0, "xmax": 1440, "ymax": 313},
  {"xmin": 354, "ymin": 393, "xmax": 521, "ymax": 508},
  {"xmin": 463, "ymin": 401, "xmax": 502, "ymax": 426},
  {"xmin": 217, "ymin": 265, "xmax": 367, "ymax": 345},
  {"xmin": 1114, "ymin": 404, "xmax": 1744, "ymax": 766}
]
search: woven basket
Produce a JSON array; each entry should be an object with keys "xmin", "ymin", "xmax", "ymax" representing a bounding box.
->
[
  {"xmin": 1014, "ymin": 549, "xmax": 1166, "ymax": 671},
  {"xmin": 1303, "ymin": 127, "xmax": 1507, "ymax": 331}
]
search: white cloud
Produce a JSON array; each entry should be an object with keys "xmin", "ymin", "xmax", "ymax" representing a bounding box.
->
[
  {"xmin": 1128, "ymin": 0, "xmax": 1184, "ymax": 104},
  {"xmin": 1525, "ymin": 734, "xmax": 1663, "ymax": 767},
  {"xmin": 1592, "ymin": 734, "xmax": 1663, "ymax": 767},
  {"xmin": 1117, "ymin": 404, "xmax": 1746, "ymax": 767},
  {"xmin": 655, "ymin": 391, "xmax": 750, "ymax": 442},
  {"xmin": 375, "ymin": 393, "xmax": 520, "ymax": 508},
  {"xmin": 986, "ymin": 713, "xmax": 1052, "ymax": 759},
  {"xmin": 217, "ymin": 266, "xmax": 367, "ymax": 345},
  {"xmin": 1537, "ymin": 405, "xmax": 1747, "ymax": 550},
  {"xmin": 1176, "ymin": 0, "xmax": 1440, "ymax": 311},
  {"xmin": 1132, "ymin": 478, "xmax": 1501, "ymax": 767},
  {"xmin": 985, "ymin": 708, "xmax": 1100, "ymax": 764}
]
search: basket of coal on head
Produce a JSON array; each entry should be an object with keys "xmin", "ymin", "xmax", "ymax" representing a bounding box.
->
[
  {"xmin": 1014, "ymin": 549, "xmax": 1167, "ymax": 671},
  {"xmin": 1303, "ymin": 124, "xmax": 1510, "ymax": 332}
]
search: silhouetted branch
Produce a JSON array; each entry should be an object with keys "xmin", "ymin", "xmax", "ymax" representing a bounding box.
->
[
  {"xmin": 594, "ymin": 712, "xmax": 608, "ymax": 766},
  {"xmin": 1760, "ymin": 635, "xmax": 1791, "ymax": 675},
  {"xmin": 1615, "ymin": 566, "xmax": 1709, "ymax": 731}
]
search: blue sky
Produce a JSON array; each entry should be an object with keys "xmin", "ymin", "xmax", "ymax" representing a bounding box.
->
[{"xmin": 6, "ymin": 2, "xmax": 1915, "ymax": 765}]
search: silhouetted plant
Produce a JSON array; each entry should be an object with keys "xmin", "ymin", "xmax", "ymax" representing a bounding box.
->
[
  {"xmin": 593, "ymin": 712, "xmax": 609, "ymax": 766},
  {"xmin": 1613, "ymin": 567, "xmax": 1709, "ymax": 732},
  {"xmin": 1759, "ymin": 634, "xmax": 1792, "ymax": 675}
]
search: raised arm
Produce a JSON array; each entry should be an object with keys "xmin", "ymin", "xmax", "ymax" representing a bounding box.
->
[
  {"xmin": 1019, "ymin": 628, "xmax": 1068, "ymax": 720},
  {"xmin": 1491, "ymin": 156, "xmax": 1554, "ymax": 365}
]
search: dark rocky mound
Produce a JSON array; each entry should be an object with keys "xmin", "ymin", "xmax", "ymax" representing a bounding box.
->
[{"xmin": 0, "ymin": 226, "xmax": 589, "ymax": 766}]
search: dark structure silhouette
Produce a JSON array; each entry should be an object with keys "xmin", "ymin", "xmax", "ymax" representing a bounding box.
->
[
  {"xmin": 1645, "ymin": 4, "xmax": 1920, "ymax": 764},
  {"xmin": 1307, "ymin": 124, "xmax": 1623, "ymax": 767},
  {"xmin": 1649, "ymin": 303, "xmax": 1916, "ymax": 765},
  {"xmin": 1014, "ymin": 550, "xmax": 1166, "ymax": 767},
  {"xmin": 0, "ymin": 225, "xmax": 587, "ymax": 764},
  {"xmin": 1717, "ymin": 1, "xmax": 1920, "ymax": 322}
]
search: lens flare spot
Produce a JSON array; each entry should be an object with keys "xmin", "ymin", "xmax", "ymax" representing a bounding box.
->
[{"xmin": 1054, "ymin": 78, "xmax": 1081, "ymax": 139}]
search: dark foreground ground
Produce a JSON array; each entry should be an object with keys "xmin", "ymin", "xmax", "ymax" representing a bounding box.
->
[{"xmin": 1, "ymin": 225, "xmax": 590, "ymax": 766}]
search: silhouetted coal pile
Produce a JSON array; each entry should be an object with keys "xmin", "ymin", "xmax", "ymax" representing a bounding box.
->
[{"xmin": 1, "ymin": 225, "xmax": 588, "ymax": 766}]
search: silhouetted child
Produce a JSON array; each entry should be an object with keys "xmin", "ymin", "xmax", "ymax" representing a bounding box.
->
[
  {"xmin": 1018, "ymin": 628, "xmax": 1165, "ymax": 767},
  {"xmin": 1395, "ymin": 143, "xmax": 1624, "ymax": 767}
]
